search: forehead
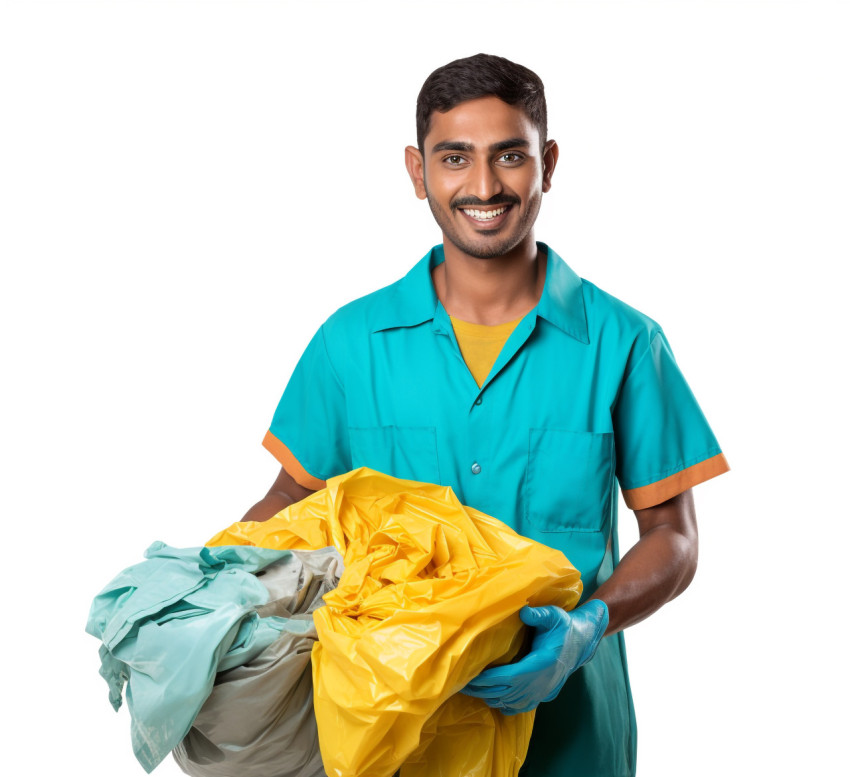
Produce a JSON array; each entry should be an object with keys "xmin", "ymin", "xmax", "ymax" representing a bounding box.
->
[{"xmin": 425, "ymin": 95, "xmax": 539, "ymax": 152}]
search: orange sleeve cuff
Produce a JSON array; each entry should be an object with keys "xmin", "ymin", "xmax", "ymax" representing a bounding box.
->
[
  {"xmin": 622, "ymin": 452, "xmax": 730, "ymax": 510},
  {"xmin": 262, "ymin": 431, "xmax": 327, "ymax": 491}
]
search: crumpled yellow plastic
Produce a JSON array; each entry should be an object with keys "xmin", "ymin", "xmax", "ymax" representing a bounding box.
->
[{"xmin": 207, "ymin": 468, "xmax": 583, "ymax": 777}]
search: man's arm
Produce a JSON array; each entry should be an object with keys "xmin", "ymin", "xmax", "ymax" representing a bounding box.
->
[
  {"xmin": 461, "ymin": 488, "xmax": 698, "ymax": 714},
  {"xmin": 590, "ymin": 488, "xmax": 698, "ymax": 636},
  {"xmin": 240, "ymin": 465, "xmax": 317, "ymax": 523}
]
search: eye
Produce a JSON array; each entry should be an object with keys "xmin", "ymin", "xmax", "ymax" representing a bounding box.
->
[
  {"xmin": 444, "ymin": 154, "xmax": 466, "ymax": 166},
  {"xmin": 498, "ymin": 152, "xmax": 524, "ymax": 165}
]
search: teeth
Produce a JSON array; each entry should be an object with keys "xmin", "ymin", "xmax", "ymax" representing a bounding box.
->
[{"xmin": 462, "ymin": 206, "xmax": 507, "ymax": 220}]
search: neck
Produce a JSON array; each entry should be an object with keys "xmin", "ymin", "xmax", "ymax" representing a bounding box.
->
[{"xmin": 432, "ymin": 234, "xmax": 546, "ymax": 325}]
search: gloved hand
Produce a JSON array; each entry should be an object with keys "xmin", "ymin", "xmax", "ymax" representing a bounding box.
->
[{"xmin": 461, "ymin": 599, "xmax": 609, "ymax": 715}]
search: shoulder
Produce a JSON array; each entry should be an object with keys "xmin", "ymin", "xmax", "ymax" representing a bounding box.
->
[
  {"xmin": 577, "ymin": 278, "xmax": 668, "ymax": 379},
  {"xmin": 321, "ymin": 247, "xmax": 436, "ymax": 342},
  {"xmin": 581, "ymin": 277, "xmax": 663, "ymax": 345},
  {"xmin": 321, "ymin": 274, "xmax": 406, "ymax": 341}
]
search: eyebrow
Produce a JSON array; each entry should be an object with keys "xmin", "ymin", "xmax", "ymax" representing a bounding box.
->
[{"xmin": 430, "ymin": 137, "xmax": 531, "ymax": 154}]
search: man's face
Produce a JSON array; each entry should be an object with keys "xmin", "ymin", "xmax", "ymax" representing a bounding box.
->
[{"xmin": 407, "ymin": 96, "xmax": 556, "ymax": 259}]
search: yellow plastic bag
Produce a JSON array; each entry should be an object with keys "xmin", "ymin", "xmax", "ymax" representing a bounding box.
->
[{"xmin": 207, "ymin": 468, "xmax": 582, "ymax": 777}]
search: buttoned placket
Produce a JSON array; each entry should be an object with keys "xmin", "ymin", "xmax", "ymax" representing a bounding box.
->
[{"xmin": 431, "ymin": 301, "xmax": 540, "ymax": 499}]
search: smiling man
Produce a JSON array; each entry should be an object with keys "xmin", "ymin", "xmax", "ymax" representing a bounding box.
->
[{"xmin": 245, "ymin": 54, "xmax": 729, "ymax": 777}]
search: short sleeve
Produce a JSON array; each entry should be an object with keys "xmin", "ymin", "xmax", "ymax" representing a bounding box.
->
[
  {"xmin": 613, "ymin": 329, "xmax": 729, "ymax": 510},
  {"xmin": 262, "ymin": 324, "xmax": 351, "ymax": 490}
]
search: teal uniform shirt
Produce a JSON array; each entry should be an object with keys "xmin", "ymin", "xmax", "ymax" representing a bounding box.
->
[{"xmin": 264, "ymin": 242, "xmax": 729, "ymax": 777}]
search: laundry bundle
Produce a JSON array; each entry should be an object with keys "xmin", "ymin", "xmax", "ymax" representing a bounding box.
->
[
  {"xmin": 88, "ymin": 468, "xmax": 583, "ymax": 777},
  {"xmin": 208, "ymin": 468, "xmax": 583, "ymax": 777},
  {"xmin": 86, "ymin": 542, "xmax": 342, "ymax": 774}
]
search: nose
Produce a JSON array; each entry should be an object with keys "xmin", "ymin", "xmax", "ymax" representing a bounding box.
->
[{"xmin": 467, "ymin": 160, "xmax": 503, "ymax": 203}]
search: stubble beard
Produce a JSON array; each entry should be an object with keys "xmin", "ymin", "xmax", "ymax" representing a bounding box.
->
[{"xmin": 425, "ymin": 190, "xmax": 541, "ymax": 260}]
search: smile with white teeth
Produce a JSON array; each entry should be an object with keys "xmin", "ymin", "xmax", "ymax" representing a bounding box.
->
[{"xmin": 460, "ymin": 205, "xmax": 509, "ymax": 221}]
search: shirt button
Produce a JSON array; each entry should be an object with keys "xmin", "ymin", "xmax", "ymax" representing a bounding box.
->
[
  {"xmin": 471, "ymin": 462, "xmax": 482, "ymax": 475},
  {"xmin": 474, "ymin": 397, "xmax": 482, "ymax": 406}
]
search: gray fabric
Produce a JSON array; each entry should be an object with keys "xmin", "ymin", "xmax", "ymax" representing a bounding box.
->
[{"xmin": 172, "ymin": 547, "xmax": 343, "ymax": 777}]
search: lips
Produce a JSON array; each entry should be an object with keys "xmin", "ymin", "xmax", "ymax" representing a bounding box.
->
[{"xmin": 458, "ymin": 204, "xmax": 513, "ymax": 228}]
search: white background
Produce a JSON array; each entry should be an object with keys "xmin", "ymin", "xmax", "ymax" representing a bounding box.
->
[{"xmin": 1, "ymin": 1, "xmax": 848, "ymax": 775}]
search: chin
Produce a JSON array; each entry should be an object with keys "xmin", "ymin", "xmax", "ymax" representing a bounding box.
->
[{"xmin": 447, "ymin": 231, "xmax": 529, "ymax": 259}]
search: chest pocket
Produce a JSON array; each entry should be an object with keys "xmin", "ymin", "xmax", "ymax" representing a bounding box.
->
[
  {"xmin": 348, "ymin": 426, "xmax": 441, "ymax": 485},
  {"xmin": 526, "ymin": 429, "xmax": 615, "ymax": 532}
]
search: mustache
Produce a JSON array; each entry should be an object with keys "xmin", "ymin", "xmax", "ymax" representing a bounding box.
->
[{"xmin": 451, "ymin": 195, "xmax": 519, "ymax": 211}]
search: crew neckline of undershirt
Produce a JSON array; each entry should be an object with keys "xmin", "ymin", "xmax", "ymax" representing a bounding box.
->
[{"xmin": 448, "ymin": 314, "xmax": 526, "ymax": 338}]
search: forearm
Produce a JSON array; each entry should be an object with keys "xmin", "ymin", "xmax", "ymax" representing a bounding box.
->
[
  {"xmin": 240, "ymin": 491, "xmax": 297, "ymax": 522},
  {"xmin": 241, "ymin": 465, "xmax": 317, "ymax": 522},
  {"xmin": 589, "ymin": 489, "xmax": 698, "ymax": 636}
]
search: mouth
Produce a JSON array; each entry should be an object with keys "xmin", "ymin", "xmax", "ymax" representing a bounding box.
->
[{"xmin": 457, "ymin": 203, "xmax": 513, "ymax": 228}]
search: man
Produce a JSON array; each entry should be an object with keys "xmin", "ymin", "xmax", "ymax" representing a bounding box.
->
[{"xmin": 243, "ymin": 53, "xmax": 729, "ymax": 777}]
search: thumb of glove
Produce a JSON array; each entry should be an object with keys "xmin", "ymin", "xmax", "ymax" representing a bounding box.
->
[
  {"xmin": 519, "ymin": 605, "xmax": 544, "ymax": 627},
  {"xmin": 519, "ymin": 604, "xmax": 561, "ymax": 631}
]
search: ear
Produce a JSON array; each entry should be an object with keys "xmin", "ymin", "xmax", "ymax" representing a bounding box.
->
[
  {"xmin": 404, "ymin": 145, "xmax": 428, "ymax": 200},
  {"xmin": 541, "ymin": 139, "xmax": 559, "ymax": 193}
]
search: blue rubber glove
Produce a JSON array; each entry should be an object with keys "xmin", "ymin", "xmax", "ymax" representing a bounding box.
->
[{"xmin": 461, "ymin": 600, "xmax": 609, "ymax": 715}]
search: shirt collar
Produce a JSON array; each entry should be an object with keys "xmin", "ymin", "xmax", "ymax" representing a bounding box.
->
[
  {"xmin": 370, "ymin": 245, "xmax": 443, "ymax": 333},
  {"xmin": 371, "ymin": 241, "xmax": 588, "ymax": 344},
  {"xmin": 535, "ymin": 242, "xmax": 589, "ymax": 344}
]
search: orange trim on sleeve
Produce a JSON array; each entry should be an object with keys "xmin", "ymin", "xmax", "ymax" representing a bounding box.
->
[
  {"xmin": 262, "ymin": 431, "xmax": 327, "ymax": 491},
  {"xmin": 623, "ymin": 452, "xmax": 730, "ymax": 510}
]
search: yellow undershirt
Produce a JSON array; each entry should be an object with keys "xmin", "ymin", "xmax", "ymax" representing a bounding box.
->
[{"xmin": 449, "ymin": 315, "xmax": 525, "ymax": 388}]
